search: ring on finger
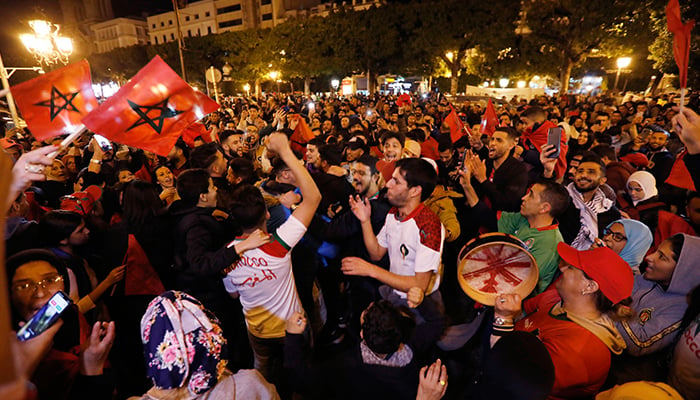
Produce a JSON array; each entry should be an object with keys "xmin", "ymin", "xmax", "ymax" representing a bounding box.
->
[
  {"xmin": 25, "ymin": 164, "xmax": 45, "ymax": 174},
  {"xmin": 499, "ymin": 298, "xmax": 506, "ymax": 304},
  {"xmin": 439, "ymin": 380, "xmax": 446, "ymax": 386}
]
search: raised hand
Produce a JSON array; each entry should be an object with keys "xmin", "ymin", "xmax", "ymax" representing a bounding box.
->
[{"xmin": 349, "ymin": 194, "xmax": 372, "ymax": 222}]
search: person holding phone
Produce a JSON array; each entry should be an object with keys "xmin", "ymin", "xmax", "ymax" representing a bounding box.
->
[{"xmin": 7, "ymin": 249, "xmax": 115, "ymax": 399}]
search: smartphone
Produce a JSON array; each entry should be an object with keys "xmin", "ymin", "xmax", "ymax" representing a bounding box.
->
[
  {"xmin": 94, "ymin": 134, "xmax": 112, "ymax": 152},
  {"xmin": 546, "ymin": 127, "xmax": 562, "ymax": 159},
  {"xmin": 17, "ymin": 291, "xmax": 72, "ymax": 341}
]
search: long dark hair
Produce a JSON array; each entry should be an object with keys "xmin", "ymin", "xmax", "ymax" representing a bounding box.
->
[{"xmin": 122, "ymin": 180, "xmax": 166, "ymax": 234}]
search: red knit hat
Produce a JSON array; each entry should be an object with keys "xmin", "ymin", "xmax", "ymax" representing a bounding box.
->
[{"xmin": 557, "ymin": 242, "xmax": 633, "ymax": 304}]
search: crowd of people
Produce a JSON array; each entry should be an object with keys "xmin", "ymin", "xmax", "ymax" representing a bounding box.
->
[{"xmin": 3, "ymin": 89, "xmax": 700, "ymax": 400}]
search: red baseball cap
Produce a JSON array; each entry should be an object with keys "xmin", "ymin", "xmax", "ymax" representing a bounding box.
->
[
  {"xmin": 557, "ymin": 242, "xmax": 633, "ymax": 304},
  {"xmin": 0, "ymin": 138, "xmax": 20, "ymax": 149},
  {"xmin": 60, "ymin": 185, "xmax": 102, "ymax": 216}
]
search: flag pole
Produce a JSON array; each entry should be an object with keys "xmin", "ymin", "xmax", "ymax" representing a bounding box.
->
[
  {"xmin": 47, "ymin": 125, "xmax": 88, "ymax": 159},
  {"xmin": 680, "ymin": 87, "xmax": 685, "ymax": 114}
]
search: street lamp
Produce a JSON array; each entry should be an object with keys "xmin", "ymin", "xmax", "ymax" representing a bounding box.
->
[
  {"xmin": 331, "ymin": 79, "xmax": 340, "ymax": 92},
  {"xmin": 614, "ymin": 57, "xmax": 631, "ymax": 92},
  {"xmin": 499, "ymin": 78, "xmax": 510, "ymax": 88},
  {"xmin": 20, "ymin": 20, "xmax": 73, "ymax": 68},
  {"xmin": 268, "ymin": 71, "xmax": 280, "ymax": 92},
  {"xmin": 243, "ymin": 83, "xmax": 250, "ymax": 97}
]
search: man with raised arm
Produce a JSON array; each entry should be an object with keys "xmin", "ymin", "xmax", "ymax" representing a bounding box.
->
[{"xmin": 223, "ymin": 132, "xmax": 321, "ymax": 387}]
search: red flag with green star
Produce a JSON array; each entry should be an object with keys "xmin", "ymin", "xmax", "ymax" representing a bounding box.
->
[
  {"xmin": 81, "ymin": 56, "xmax": 219, "ymax": 156},
  {"xmin": 11, "ymin": 59, "xmax": 98, "ymax": 141},
  {"xmin": 666, "ymin": 0, "xmax": 695, "ymax": 88}
]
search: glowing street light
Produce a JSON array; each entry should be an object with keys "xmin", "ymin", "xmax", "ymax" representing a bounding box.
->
[
  {"xmin": 614, "ymin": 57, "xmax": 632, "ymax": 91},
  {"xmin": 269, "ymin": 70, "xmax": 279, "ymax": 81},
  {"xmin": 499, "ymin": 78, "xmax": 510, "ymax": 88},
  {"xmin": 20, "ymin": 20, "xmax": 73, "ymax": 67},
  {"xmin": 331, "ymin": 79, "xmax": 340, "ymax": 91},
  {"xmin": 243, "ymin": 83, "xmax": 250, "ymax": 96},
  {"xmin": 517, "ymin": 80, "xmax": 526, "ymax": 88}
]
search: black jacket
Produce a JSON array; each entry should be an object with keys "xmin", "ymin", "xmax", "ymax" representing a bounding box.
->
[
  {"xmin": 473, "ymin": 156, "xmax": 529, "ymax": 212},
  {"xmin": 169, "ymin": 200, "xmax": 240, "ymax": 307}
]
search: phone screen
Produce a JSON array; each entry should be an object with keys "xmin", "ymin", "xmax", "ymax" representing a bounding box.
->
[
  {"xmin": 17, "ymin": 291, "xmax": 72, "ymax": 341},
  {"xmin": 94, "ymin": 134, "xmax": 112, "ymax": 151},
  {"xmin": 546, "ymin": 127, "xmax": 562, "ymax": 159}
]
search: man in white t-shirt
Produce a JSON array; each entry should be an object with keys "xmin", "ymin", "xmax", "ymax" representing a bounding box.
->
[
  {"xmin": 342, "ymin": 158, "xmax": 445, "ymax": 299},
  {"xmin": 223, "ymin": 132, "xmax": 321, "ymax": 385}
]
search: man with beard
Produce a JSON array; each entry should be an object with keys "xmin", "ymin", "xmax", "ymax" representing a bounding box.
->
[
  {"xmin": 642, "ymin": 129, "xmax": 674, "ymax": 184},
  {"xmin": 341, "ymin": 158, "xmax": 444, "ymax": 304},
  {"xmin": 543, "ymin": 149, "xmax": 621, "ymax": 249},
  {"xmin": 220, "ymin": 129, "xmax": 245, "ymax": 160},
  {"xmin": 469, "ymin": 127, "xmax": 528, "ymax": 212},
  {"xmin": 189, "ymin": 143, "xmax": 234, "ymax": 210},
  {"xmin": 166, "ymin": 139, "xmax": 189, "ymax": 177}
]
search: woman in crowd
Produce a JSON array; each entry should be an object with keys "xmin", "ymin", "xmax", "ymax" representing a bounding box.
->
[
  {"xmin": 153, "ymin": 164, "xmax": 178, "ymax": 206},
  {"xmin": 128, "ymin": 291, "xmax": 278, "ymax": 400},
  {"xmin": 611, "ymin": 234, "xmax": 700, "ymax": 384},
  {"xmin": 7, "ymin": 249, "xmax": 115, "ymax": 399},
  {"xmin": 593, "ymin": 219, "xmax": 653, "ymax": 274},
  {"xmin": 617, "ymin": 171, "xmax": 695, "ymax": 252}
]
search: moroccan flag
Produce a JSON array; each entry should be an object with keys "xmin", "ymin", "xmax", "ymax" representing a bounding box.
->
[
  {"xmin": 290, "ymin": 115, "xmax": 315, "ymax": 155},
  {"xmin": 81, "ymin": 56, "xmax": 219, "ymax": 156},
  {"xmin": 665, "ymin": 150, "xmax": 696, "ymax": 191},
  {"xmin": 182, "ymin": 122, "xmax": 212, "ymax": 148},
  {"xmin": 11, "ymin": 60, "xmax": 97, "ymax": 141},
  {"xmin": 480, "ymin": 99, "xmax": 499, "ymax": 137},
  {"xmin": 446, "ymin": 104, "xmax": 469, "ymax": 143},
  {"xmin": 666, "ymin": 0, "xmax": 695, "ymax": 88}
]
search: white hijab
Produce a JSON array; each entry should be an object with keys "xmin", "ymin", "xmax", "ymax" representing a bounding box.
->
[{"xmin": 627, "ymin": 171, "xmax": 658, "ymax": 206}]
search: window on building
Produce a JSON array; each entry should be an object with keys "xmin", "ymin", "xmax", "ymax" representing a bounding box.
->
[
  {"xmin": 262, "ymin": 13, "xmax": 272, "ymax": 21},
  {"xmin": 187, "ymin": 30, "xmax": 191, "ymax": 37},
  {"xmin": 152, "ymin": 23, "xmax": 156, "ymax": 29},
  {"xmin": 197, "ymin": 28, "xmax": 201, "ymax": 36},
  {"xmin": 171, "ymin": 33, "xmax": 175, "ymax": 40},
  {"xmin": 185, "ymin": 15, "xmax": 190, "ymax": 21},
  {"xmin": 217, "ymin": 4, "xmax": 241, "ymax": 14},
  {"xmin": 163, "ymin": 35, "xmax": 167, "ymax": 42},
  {"xmin": 154, "ymin": 36, "xmax": 158, "ymax": 44},
  {"xmin": 207, "ymin": 26, "xmax": 212, "ymax": 34},
  {"xmin": 195, "ymin": 14, "xmax": 199, "ymax": 19},
  {"xmin": 160, "ymin": 22, "xmax": 164, "ymax": 27},
  {"xmin": 218, "ymin": 19, "xmax": 242, "ymax": 28},
  {"xmin": 261, "ymin": 0, "xmax": 271, "ymax": 4},
  {"xmin": 205, "ymin": 11, "xmax": 211, "ymax": 17}
]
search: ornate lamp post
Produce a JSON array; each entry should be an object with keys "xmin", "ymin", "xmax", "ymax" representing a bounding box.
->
[{"xmin": 20, "ymin": 20, "xmax": 73, "ymax": 68}]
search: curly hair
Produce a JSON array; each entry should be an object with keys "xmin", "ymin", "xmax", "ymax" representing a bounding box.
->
[{"xmin": 361, "ymin": 300, "xmax": 415, "ymax": 355}]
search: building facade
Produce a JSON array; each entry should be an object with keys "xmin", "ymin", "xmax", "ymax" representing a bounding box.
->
[{"xmin": 91, "ymin": 18, "xmax": 149, "ymax": 53}]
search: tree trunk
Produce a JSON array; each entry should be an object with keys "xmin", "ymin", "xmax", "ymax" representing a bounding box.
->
[
  {"xmin": 304, "ymin": 77, "xmax": 311, "ymax": 95},
  {"xmin": 450, "ymin": 74, "xmax": 459, "ymax": 95},
  {"xmin": 560, "ymin": 61, "xmax": 573, "ymax": 93}
]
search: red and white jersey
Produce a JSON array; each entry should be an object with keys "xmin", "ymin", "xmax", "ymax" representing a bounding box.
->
[
  {"xmin": 223, "ymin": 216, "xmax": 306, "ymax": 339},
  {"xmin": 377, "ymin": 203, "xmax": 444, "ymax": 297}
]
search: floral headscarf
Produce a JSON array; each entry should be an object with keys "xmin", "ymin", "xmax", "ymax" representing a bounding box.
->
[{"xmin": 140, "ymin": 291, "xmax": 228, "ymax": 395}]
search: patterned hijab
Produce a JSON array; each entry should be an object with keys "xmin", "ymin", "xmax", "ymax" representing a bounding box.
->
[{"xmin": 140, "ymin": 291, "xmax": 228, "ymax": 395}]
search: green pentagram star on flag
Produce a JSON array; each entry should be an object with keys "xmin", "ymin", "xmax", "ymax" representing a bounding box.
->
[
  {"xmin": 33, "ymin": 86, "xmax": 81, "ymax": 121},
  {"xmin": 126, "ymin": 98, "xmax": 185, "ymax": 134}
]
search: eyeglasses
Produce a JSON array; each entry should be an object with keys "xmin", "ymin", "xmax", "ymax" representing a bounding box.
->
[
  {"xmin": 603, "ymin": 228, "xmax": 627, "ymax": 242},
  {"xmin": 12, "ymin": 275, "xmax": 64, "ymax": 294}
]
